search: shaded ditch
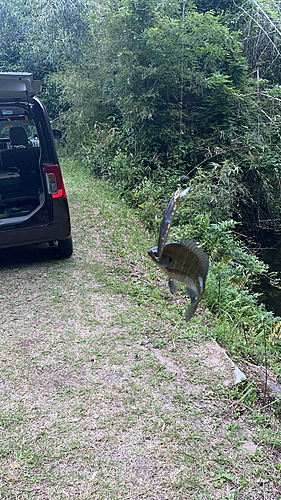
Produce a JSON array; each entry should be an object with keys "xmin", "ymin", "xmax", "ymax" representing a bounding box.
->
[{"xmin": 254, "ymin": 230, "xmax": 281, "ymax": 316}]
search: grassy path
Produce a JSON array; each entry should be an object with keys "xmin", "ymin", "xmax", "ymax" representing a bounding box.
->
[{"xmin": 0, "ymin": 159, "xmax": 280, "ymax": 499}]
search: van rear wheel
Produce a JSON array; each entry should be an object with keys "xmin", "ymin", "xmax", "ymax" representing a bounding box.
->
[{"xmin": 58, "ymin": 236, "xmax": 73, "ymax": 258}]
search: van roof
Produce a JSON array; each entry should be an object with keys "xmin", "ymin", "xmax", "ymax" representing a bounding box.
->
[{"xmin": 0, "ymin": 73, "xmax": 43, "ymax": 100}]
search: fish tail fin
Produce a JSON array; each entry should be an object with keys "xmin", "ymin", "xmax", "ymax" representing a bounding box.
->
[
  {"xmin": 185, "ymin": 299, "xmax": 200, "ymax": 322},
  {"xmin": 168, "ymin": 278, "xmax": 179, "ymax": 295},
  {"xmin": 186, "ymin": 287, "xmax": 197, "ymax": 303}
]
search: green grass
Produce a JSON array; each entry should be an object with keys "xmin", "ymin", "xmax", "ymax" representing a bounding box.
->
[{"xmin": 0, "ymin": 158, "xmax": 280, "ymax": 499}]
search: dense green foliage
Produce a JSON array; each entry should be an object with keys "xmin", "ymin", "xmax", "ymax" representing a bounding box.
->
[
  {"xmin": 0, "ymin": 0, "xmax": 89, "ymax": 75},
  {"xmin": 1, "ymin": 0, "xmax": 281, "ymax": 369},
  {"xmin": 45, "ymin": 0, "xmax": 281, "ymax": 237}
]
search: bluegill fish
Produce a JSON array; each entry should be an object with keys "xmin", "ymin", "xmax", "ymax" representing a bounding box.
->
[
  {"xmin": 147, "ymin": 189, "xmax": 209, "ymax": 322},
  {"xmin": 148, "ymin": 239, "xmax": 209, "ymax": 321}
]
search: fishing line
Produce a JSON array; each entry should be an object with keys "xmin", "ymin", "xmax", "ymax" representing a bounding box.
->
[{"xmin": 179, "ymin": 1, "xmax": 187, "ymax": 169}]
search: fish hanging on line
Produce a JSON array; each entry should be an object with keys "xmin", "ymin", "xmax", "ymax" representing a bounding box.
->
[{"xmin": 147, "ymin": 188, "xmax": 209, "ymax": 322}]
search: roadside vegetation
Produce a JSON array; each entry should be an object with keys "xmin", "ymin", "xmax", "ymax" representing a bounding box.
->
[{"xmin": 1, "ymin": 0, "xmax": 281, "ymax": 428}]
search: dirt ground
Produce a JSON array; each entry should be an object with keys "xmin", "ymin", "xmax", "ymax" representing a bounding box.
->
[{"xmin": 0, "ymin": 161, "xmax": 280, "ymax": 499}]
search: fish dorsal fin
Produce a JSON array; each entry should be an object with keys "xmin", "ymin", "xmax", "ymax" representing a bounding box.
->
[{"xmin": 180, "ymin": 239, "xmax": 209, "ymax": 278}]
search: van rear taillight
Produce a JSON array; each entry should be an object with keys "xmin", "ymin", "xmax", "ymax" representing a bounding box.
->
[{"xmin": 45, "ymin": 164, "xmax": 66, "ymax": 199}]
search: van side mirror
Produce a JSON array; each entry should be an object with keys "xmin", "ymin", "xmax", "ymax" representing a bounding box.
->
[{"xmin": 52, "ymin": 129, "xmax": 62, "ymax": 140}]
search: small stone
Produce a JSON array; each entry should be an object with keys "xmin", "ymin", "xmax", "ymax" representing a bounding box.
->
[{"xmin": 240, "ymin": 440, "xmax": 258, "ymax": 454}]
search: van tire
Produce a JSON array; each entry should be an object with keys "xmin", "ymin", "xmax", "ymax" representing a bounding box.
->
[{"xmin": 58, "ymin": 236, "xmax": 73, "ymax": 258}]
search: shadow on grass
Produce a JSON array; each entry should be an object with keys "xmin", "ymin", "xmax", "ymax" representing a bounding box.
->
[{"xmin": 0, "ymin": 243, "xmax": 66, "ymax": 268}]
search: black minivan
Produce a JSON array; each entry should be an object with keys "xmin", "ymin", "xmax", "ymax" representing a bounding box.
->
[{"xmin": 0, "ymin": 72, "xmax": 72, "ymax": 258}]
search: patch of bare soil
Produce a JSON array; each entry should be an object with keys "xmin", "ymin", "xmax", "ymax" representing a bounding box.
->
[{"xmin": 0, "ymin": 163, "xmax": 280, "ymax": 500}]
